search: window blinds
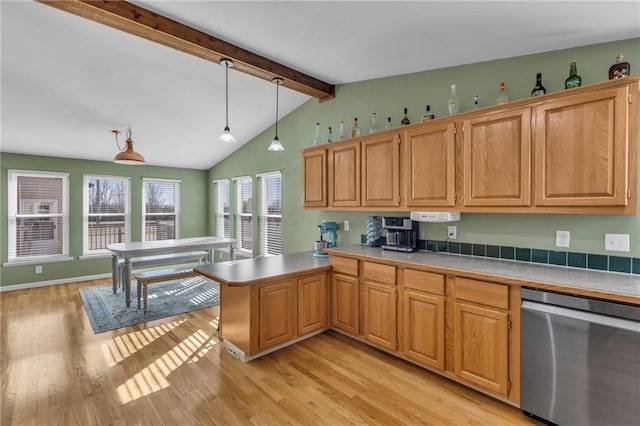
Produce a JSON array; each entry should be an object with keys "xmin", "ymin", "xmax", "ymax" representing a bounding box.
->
[
  {"xmin": 259, "ymin": 172, "xmax": 282, "ymax": 256},
  {"xmin": 143, "ymin": 179, "xmax": 179, "ymax": 241}
]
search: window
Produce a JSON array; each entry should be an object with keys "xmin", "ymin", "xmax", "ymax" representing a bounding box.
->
[
  {"xmin": 7, "ymin": 170, "xmax": 69, "ymax": 262},
  {"xmin": 83, "ymin": 175, "xmax": 130, "ymax": 255},
  {"xmin": 143, "ymin": 178, "xmax": 180, "ymax": 241},
  {"xmin": 235, "ymin": 176, "xmax": 252, "ymax": 253},
  {"xmin": 259, "ymin": 172, "xmax": 282, "ymax": 255},
  {"xmin": 214, "ymin": 179, "xmax": 230, "ymax": 238}
]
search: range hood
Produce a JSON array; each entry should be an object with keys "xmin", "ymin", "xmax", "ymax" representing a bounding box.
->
[{"xmin": 410, "ymin": 212, "xmax": 461, "ymax": 222}]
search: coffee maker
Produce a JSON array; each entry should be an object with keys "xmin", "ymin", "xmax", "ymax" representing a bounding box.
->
[
  {"xmin": 313, "ymin": 221, "xmax": 338, "ymax": 258},
  {"xmin": 382, "ymin": 217, "xmax": 418, "ymax": 252}
]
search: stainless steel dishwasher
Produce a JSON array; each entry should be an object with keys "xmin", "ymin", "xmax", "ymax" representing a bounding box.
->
[{"xmin": 520, "ymin": 287, "xmax": 640, "ymax": 426}]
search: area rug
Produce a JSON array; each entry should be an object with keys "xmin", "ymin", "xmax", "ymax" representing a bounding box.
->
[{"xmin": 79, "ymin": 275, "xmax": 220, "ymax": 334}]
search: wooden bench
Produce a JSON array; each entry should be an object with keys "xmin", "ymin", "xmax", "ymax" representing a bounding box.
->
[
  {"xmin": 116, "ymin": 251, "xmax": 208, "ymax": 292},
  {"xmin": 135, "ymin": 267, "xmax": 198, "ymax": 314}
]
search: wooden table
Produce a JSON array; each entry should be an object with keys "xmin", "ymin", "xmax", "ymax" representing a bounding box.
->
[{"xmin": 108, "ymin": 236, "xmax": 236, "ymax": 307}]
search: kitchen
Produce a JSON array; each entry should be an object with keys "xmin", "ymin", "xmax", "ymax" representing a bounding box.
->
[{"xmin": 2, "ymin": 2, "xmax": 640, "ymax": 425}]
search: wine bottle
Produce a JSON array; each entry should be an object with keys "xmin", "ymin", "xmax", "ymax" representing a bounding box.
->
[
  {"xmin": 369, "ymin": 112, "xmax": 379, "ymax": 133},
  {"xmin": 609, "ymin": 54, "xmax": 631, "ymax": 79},
  {"xmin": 496, "ymin": 81, "xmax": 509, "ymax": 104},
  {"xmin": 401, "ymin": 108, "xmax": 411, "ymax": 126},
  {"xmin": 531, "ymin": 73, "xmax": 546, "ymax": 97},
  {"xmin": 565, "ymin": 60, "xmax": 582, "ymax": 89},
  {"xmin": 338, "ymin": 120, "xmax": 346, "ymax": 140},
  {"xmin": 385, "ymin": 117, "xmax": 393, "ymax": 130},
  {"xmin": 473, "ymin": 95, "xmax": 480, "ymax": 110},
  {"xmin": 350, "ymin": 117, "xmax": 360, "ymax": 138},
  {"xmin": 448, "ymin": 84, "xmax": 459, "ymax": 114},
  {"xmin": 327, "ymin": 126, "xmax": 333, "ymax": 143},
  {"xmin": 421, "ymin": 105, "xmax": 435, "ymax": 121},
  {"xmin": 313, "ymin": 122, "xmax": 321, "ymax": 146}
]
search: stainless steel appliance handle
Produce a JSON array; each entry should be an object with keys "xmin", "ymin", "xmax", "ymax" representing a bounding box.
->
[{"xmin": 522, "ymin": 300, "xmax": 640, "ymax": 333}]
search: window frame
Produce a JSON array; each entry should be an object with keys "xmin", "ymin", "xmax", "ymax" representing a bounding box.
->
[
  {"xmin": 142, "ymin": 178, "xmax": 181, "ymax": 242},
  {"xmin": 234, "ymin": 176, "xmax": 253, "ymax": 255},
  {"xmin": 82, "ymin": 174, "xmax": 131, "ymax": 256},
  {"xmin": 258, "ymin": 171, "xmax": 283, "ymax": 256},
  {"xmin": 214, "ymin": 179, "xmax": 230, "ymax": 239},
  {"xmin": 6, "ymin": 169, "xmax": 70, "ymax": 264}
]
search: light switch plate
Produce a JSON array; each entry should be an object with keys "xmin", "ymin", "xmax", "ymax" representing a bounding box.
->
[{"xmin": 604, "ymin": 233, "xmax": 630, "ymax": 252}]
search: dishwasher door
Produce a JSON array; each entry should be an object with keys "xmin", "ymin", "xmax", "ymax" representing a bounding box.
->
[{"xmin": 521, "ymin": 288, "xmax": 640, "ymax": 426}]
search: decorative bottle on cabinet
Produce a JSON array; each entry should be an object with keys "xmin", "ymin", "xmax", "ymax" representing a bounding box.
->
[
  {"xmin": 421, "ymin": 105, "xmax": 435, "ymax": 121},
  {"xmin": 401, "ymin": 108, "xmax": 411, "ymax": 126},
  {"xmin": 448, "ymin": 84, "xmax": 459, "ymax": 114},
  {"xmin": 496, "ymin": 81, "xmax": 509, "ymax": 104},
  {"xmin": 327, "ymin": 126, "xmax": 333, "ymax": 143},
  {"xmin": 565, "ymin": 60, "xmax": 582, "ymax": 89},
  {"xmin": 473, "ymin": 95, "xmax": 480, "ymax": 110},
  {"xmin": 531, "ymin": 73, "xmax": 546, "ymax": 96},
  {"xmin": 609, "ymin": 54, "xmax": 631, "ymax": 79},
  {"xmin": 313, "ymin": 122, "xmax": 321, "ymax": 146},
  {"xmin": 369, "ymin": 113, "xmax": 379, "ymax": 133},
  {"xmin": 385, "ymin": 117, "xmax": 393, "ymax": 130},
  {"xmin": 350, "ymin": 117, "xmax": 360, "ymax": 138},
  {"xmin": 338, "ymin": 120, "xmax": 346, "ymax": 140}
]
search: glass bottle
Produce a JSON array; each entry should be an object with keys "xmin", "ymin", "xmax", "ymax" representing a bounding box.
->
[
  {"xmin": 473, "ymin": 95, "xmax": 480, "ymax": 110},
  {"xmin": 338, "ymin": 120, "xmax": 346, "ymax": 140},
  {"xmin": 327, "ymin": 126, "xmax": 333, "ymax": 143},
  {"xmin": 313, "ymin": 122, "xmax": 321, "ymax": 146},
  {"xmin": 350, "ymin": 117, "xmax": 360, "ymax": 138},
  {"xmin": 401, "ymin": 108, "xmax": 411, "ymax": 126},
  {"xmin": 609, "ymin": 54, "xmax": 631, "ymax": 79},
  {"xmin": 448, "ymin": 84, "xmax": 459, "ymax": 114},
  {"xmin": 531, "ymin": 73, "xmax": 546, "ymax": 97},
  {"xmin": 421, "ymin": 105, "xmax": 435, "ymax": 121},
  {"xmin": 565, "ymin": 60, "xmax": 582, "ymax": 89},
  {"xmin": 496, "ymin": 81, "xmax": 509, "ymax": 104},
  {"xmin": 369, "ymin": 112, "xmax": 379, "ymax": 133},
  {"xmin": 385, "ymin": 117, "xmax": 393, "ymax": 130}
]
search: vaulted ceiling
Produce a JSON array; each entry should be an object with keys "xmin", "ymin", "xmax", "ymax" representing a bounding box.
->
[{"xmin": 2, "ymin": 1, "xmax": 639, "ymax": 169}]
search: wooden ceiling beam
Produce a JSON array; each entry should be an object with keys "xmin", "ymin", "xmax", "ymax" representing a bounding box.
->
[{"xmin": 37, "ymin": 0, "xmax": 335, "ymax": 102}]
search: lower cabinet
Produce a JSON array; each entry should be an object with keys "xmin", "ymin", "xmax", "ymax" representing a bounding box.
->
[
  {"xmin": 331, "ymin": 273, "xmax": 359, "ymax": 335},
  {"xmin": 363, "ymin": 280, "xmax": 397, "ymax": 350},
  {"xmin": 258, "ymin": 280, "xmax": 297, "ymax": 351},
  {"xmin": 298, "ymin": 273, "xmax": 328, "ymax": 336}
]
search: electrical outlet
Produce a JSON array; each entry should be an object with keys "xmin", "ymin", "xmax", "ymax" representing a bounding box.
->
[
  {"xmin": 555, "ymin": 230, "xmax": 570, "ymax": 248},
  {"xmin": 343, "ymin": 220, "xmax": 349, "ymax": 231},
  {"xmin": 605, "ymin": 233, "xmax": 630, "ymax": 252},
  {"xmin": 35, "ymin": 265, "xmax": 43, "ymax": 274},
  {"xmin": 447, "ymin": 226, "xmax": 457, "ymax": 240}
]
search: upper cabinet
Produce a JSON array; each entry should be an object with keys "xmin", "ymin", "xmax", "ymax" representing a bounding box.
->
[
  {"xmin": 534, "ymin": 85, "xmax": 631, "ymax": 208},
  {"xmin": 301, "ymin": 76, "xmax": 639, "ymax": 214}
]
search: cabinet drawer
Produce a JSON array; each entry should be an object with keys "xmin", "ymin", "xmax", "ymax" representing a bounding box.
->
[
  {"xmin": 332, "ymin": 256, "xmax": 359, "ymax": 276},
  {"xmin": 403, "ymin": 269, "xmax": 445, "ymax": 295},
  {"xmin": 455, "ymin": 277, "xmax": 508, "ymax": 310},
  {"xmin": 363, "ymin": 262, "xmax": 396, "ymax": 285}
]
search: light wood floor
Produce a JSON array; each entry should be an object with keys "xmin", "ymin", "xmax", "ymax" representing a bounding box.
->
[{"xmin": 1, "ymin": 278, "xmax": 540, "ymax": 425}]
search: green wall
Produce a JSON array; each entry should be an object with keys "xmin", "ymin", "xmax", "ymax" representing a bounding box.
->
[
  {"xmin": 209, "ymin": 37, "xmax": 640, "ymax": 257},
  {"xmin": 0, "ymin": 153, "xmax": 209, "ymax": 287}
]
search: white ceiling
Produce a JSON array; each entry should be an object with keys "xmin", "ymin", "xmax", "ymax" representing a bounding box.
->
[{"xmin": 2, "ymin": 1, "xmax": 639, "ymax": 170}]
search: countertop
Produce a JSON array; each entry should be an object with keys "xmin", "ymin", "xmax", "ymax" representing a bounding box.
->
[
  {"xmin": 327, "ymin": 245, "xmax": 640, "ymax": 304},
  {"xmin": 195, "ymin": 251, "xmax": 331, "ymax": 286}
]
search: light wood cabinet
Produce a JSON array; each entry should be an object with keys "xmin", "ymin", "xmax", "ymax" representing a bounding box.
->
[
  {"xmin": 331, "ymin": 268, "xmax": 359, "ymax": 336},
  {"xmin": 301, "ymin": 147, "xmax": 327, "ymax": 207},
  {"xmin": 404, "ymin": 121, "xmax": 456, "ymax": 207},
  {"xmin": 362, "ymin": 262, "xmax": 397, "ymax": 350},
  {"xmin": 258, "ymin": 280, "xmax": 297, "ymax": 351},
  {"xmin": 462, "ymin": 107, "xmax": 531, "ymax": 207},
  {"xmin": 402, "ymin": 269, "xmax": 445, "ymax": 370},
  {"xmin": 298, "ymin": 273, "xmax": 328, "ymax": 336},
  {"xmin": 362, "ymin": 132, "xmax": 401, "ymax": 207},
  {"xmin": 534, "ymin": 85, "xmax": 631, "ymax": 207},
  {"xmin": 328, "ymin": 140, "xmax": 361, "ymax": 207},
  {"xmin": 453, "ymin": 277, "xmax": 510, "ymax": 396}
]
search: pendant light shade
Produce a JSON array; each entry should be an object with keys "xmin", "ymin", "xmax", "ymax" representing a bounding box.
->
[
  {"xmin": 113, "ymin": 127, "xmax": 145, "ymax": 164},
  {"xmin": 268, "ymin": 77, "xmax": 285, "ymax": 152},
  {"xmin": 219, "ymin": 59, "xmax": 236, "ymax": 143}
]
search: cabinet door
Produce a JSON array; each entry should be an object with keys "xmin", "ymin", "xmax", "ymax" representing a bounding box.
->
[
  {"xmin": 298, "ymin": 273, "xmax": 328, "ymax": 336},
  {"xmin": 403, "ymin": 290, "xmax": 445, "ymax": 370},
  {"xmin": 404, "ymin": 121, "xmax": 456, "ymax": 207},
  {"xmin": 462, "ymin": 107, "xmax": 531, "ymax": 206},
  {"xmin": 259, "ymin": 280, "xmax": 296, "ymax": 351},
  {"xmin": 454, "ymin": 301, "xmax": 509, "ymax": 395},
  {"xmin": 363, "ymin": 280, "xmax": 397, "ymax": 350},
  {"xmin": 362, "ymin": 133, "xmax": 400, "ymax": 207},
  {"xmin": 534, "ymin": 86, "xmax": 629, "ymax": 207},
  {"xmin": 328, "ymin": 141, "xmax": 361, "ymax": 207},
  {"xmin": 302, "ymin": 148, "xmax": 327, "ymax": 207},
  {"xmin": 331, "ymin": 273, "xmax": 359, "ymax": 335}
]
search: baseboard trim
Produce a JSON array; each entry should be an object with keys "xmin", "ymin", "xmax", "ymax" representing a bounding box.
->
[{"xmin": 0, "ymin": 272, "xmax": 112, "ymax": 292}]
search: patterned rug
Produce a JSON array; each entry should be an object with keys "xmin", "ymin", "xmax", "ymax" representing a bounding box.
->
[{"xmin": 79, "ymin": 275, "xmax": 220, "ymax": 334}]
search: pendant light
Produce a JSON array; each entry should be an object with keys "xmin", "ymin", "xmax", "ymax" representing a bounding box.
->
[
  {"xmin": 219, "ymin": 59, "xmax": 236, "ymax": 143},
  {"xmin": 113, "ymin": 126, "xmax": 145, "ymax": 164},
  {"xmin": 268, "ymin": 77, "xmax": 285, "ymax": 152}
]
